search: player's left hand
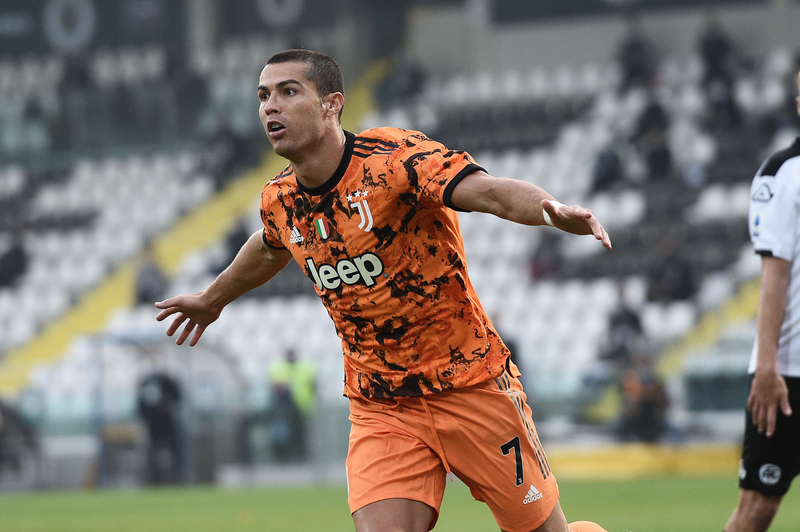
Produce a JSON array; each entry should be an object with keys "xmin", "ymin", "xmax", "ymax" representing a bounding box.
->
[
  {"xmin": 748, "ymin": 369, "xmax": 792, "ymax": 437},
  {"xmin": 543, "ymin": 199, "xmax": 612, "ymax": 250}
]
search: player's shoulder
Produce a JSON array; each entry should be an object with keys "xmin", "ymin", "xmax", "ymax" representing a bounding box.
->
[
  {"xmin": 356, "ymin": 126, "xmax": 426, "ymax": 144},
  {"xmin": 757, "ymin": 137, "xmax": 800, "ymax": 179},
  {"xmin": 266, "ymin": 164, "xmax": 294, "ymax": 186},
  {"xmin": 354, "ymin": 127, "xmax": 433, "ymax": 157},
  {"xmin": 262, "ymin": 164, "xmax": 295, "ymax": 197}
]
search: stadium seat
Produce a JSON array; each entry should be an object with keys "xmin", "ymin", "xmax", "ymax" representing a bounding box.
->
[
  {"xmin": 9, "ymin": 35, "xmax": 786, "ymax": 424},
  {"xmin": 0, "ymin": 165, "xmax": 26, "ymax": 198},
  {"xmin": 697, "ymin": 271, "xmax": 736, "ymax": 312}
]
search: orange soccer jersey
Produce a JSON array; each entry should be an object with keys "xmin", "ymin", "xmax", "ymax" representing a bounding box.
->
[{"xmin": 260, "ymin": 127, "xmax": 512, "ymax": 399}]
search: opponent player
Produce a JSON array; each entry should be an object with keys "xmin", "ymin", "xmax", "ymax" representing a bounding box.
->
[
  {"xmin": 724, "ymin": 69, "xmax": 800, "ymax": 532},
  {"xmin": 156, "ymin": 50, "xmax": 611, "ymax": 532}
]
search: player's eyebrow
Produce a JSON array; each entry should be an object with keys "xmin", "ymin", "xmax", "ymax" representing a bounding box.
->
[{"xmin": 257, "ymin": 79, "xmax": 303, "ymax": 93}]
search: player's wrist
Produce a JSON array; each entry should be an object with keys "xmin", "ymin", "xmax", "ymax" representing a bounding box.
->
[{"xmin": 542, "ymin": 201, "xmax": 563, "ymax": 227}]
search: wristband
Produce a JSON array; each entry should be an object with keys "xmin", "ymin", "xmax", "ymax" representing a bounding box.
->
[{"xmin": 543, "ymin": 201, "xmax": 562, "ymax": 227}]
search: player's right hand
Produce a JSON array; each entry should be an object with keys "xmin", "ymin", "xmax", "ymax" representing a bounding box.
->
[{"xmin": 155, "ymin": 292, "xmax": 222, "ymax": 347}]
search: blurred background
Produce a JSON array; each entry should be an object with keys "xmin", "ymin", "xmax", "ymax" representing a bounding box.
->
[{"xmin": 0, "ymin": 0, "xmax": 798, "ymax": 492}]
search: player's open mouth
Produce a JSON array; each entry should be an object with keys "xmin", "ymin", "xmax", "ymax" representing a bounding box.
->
[{"xmin": 267, "ymin": 121, "xmax": 286, "ymax": 137}]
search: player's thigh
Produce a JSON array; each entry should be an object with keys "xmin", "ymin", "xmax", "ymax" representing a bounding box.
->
[
  {"xmin": 437, "ymin": 375, "xmax": 559, "ymax": 532},
  {"xmin": 740, "ymin": 377, "xmax": 800, "ymax": 496},
  {"xmin": 346, "ymin": 398, "xmax": 447, "ymax": 527}
]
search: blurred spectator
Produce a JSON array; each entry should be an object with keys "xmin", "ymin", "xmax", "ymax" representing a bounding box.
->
[
  {"xmin": 777, "ymin": 53, "xmax": 800, "ymax": 132},
  {"xmin": 203, "ymin": 119, "xmax": 253, "ymax": 190},
  {"xmin": 617, "ymin": 355, "xmax": 669, "ymax": 443},
  {"xmin": 375, "ymin": 49, "xmax": 425, "ymax": 111},
  {"xmin": 697, "ymin": 16, "xmax": 743, "ymax": 137},
  {"xmin": 0, "ymin": 401, "xmax": 39, "ymax": 482},
  {"xmin": 591, "ymin": 143, "xmax": 626, "ymax": 192},
  {"xmin": 135, "ymin": 241, "xmax": 168, "ymax": 305},
  {"xmin": 60, "ymin": 53, "xmax": 92, "ymax": 92},
  {"xmin": 600, "ymin": 283, "xmax": 643, "ymax": 367},
  {"xmin": 211, "ymin": 217, "xmax": 251, "ymax": 275},
  {"xmin": 635, "ymin": 98, "xmax": 669, "ymax": 137},
  {"xmin": 268, "ymin": 348, "xmax": 317, "ymax": 463},
  {"xmin": 530, "ymin": 231, "xmax": 563, "ymax": 280},
  {"xmin": 166, "ymin": 42, "xmax": 207, "ymax": 133},
  {"xmin": 632, "ymin": 98, "xmax": 672, "ymax": 180},
  {"xmin": 109, "ymin": 85, "xmax": 138, "ymax": 143},
  {"xmin": 698, "ymin": 14, "xmax": 736, "ymax": 89},
  {"xmin": 647, "ymin": 235, "xmax": 696, "ymax": 302},
  {"xmin": 705, "ymin": 78, "xmax": 741, "ymax": 134},
  {"xmin": 137, "ymin": 372, "xmax": 184, "ymax": 485},
  {"xmin": 0, "ymin": 227, "xmax": 28, "ymax": 288},
  {"xmin": 617, "ymin": 14, "xmax": 655, "ymax": 94},
  {"xmin": 23, "ymin": 99, "xmax": 52, "ymax": 151}
]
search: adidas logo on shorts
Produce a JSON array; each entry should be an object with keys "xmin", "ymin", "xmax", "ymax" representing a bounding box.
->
[{"xmin": 523, "ymin": 484, "xmax": 543, "ymax": 504}]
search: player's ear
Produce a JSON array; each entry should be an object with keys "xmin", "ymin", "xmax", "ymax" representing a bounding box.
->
[{"xmin": 324, "ymin": 92, "xmax": 344, "ymax": 118}]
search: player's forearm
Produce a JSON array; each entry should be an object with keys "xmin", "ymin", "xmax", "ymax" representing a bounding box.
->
[
  {"xmin": 489, "ymin": 178, "xmax": 555, "ymax": 226},
  {"xmin": 204, "ymin": 230, "xmax": 291, "ymax": 309},
  {"xmin": 754, "ymin": 256, "xmax": 790, "ymax": 374},
  {"xmin": 451, "ymin": 172, "xmax": 554, "ymax": 226}
]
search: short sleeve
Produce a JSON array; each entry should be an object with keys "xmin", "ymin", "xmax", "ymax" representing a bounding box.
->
[
  {"xmin": 749, "ymin": 162, "xmax": 800, "ymax": 261},
  {"xmin": 260, "ymin": 183, "xmax": 287, "ymax": 250},
  {"xmin": 392, "ymin": 133, "xmax": 483, "ymax": 211}
]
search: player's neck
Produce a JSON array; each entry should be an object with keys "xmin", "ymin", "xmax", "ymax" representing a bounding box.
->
[{"xmin": 292, "ymin": 126, "xmax": 347, "ymax": 189}]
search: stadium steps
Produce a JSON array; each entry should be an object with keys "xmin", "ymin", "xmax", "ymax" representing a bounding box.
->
[
  {"xmin": 0, "ymin": 61, "xmax": 388, "ymax": 397},
  {"xmin": 547, "ymin": 442, "xmax": 740, "ymax": 480},
  {"xmin": 0, "ymin": 166, "xmax": 275, "ymax": 396},
  {"xmin": 656, "ymin": 277, "xmax": 760, "ymax": 379},
  {"xmin": 576, "ymin": 262, "xmax": 759, "ymax": 420}
]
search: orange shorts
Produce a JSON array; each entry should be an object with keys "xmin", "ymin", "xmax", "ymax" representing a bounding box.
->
[{"xmin": 346, "ymin": 372, "xmax": 559, "ymax": 532}]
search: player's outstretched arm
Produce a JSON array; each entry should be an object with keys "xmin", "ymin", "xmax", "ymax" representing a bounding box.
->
[
  {"xmin": 155, "ymin": 230, "xmax": 292, "ymax": 346},
  {"xmin": 450, "ymin": 170, "xmax": 612, "ymax": 249},
  {"xmin": 748, "ymin": 255, "xmax": 793, "ymax": 437}
]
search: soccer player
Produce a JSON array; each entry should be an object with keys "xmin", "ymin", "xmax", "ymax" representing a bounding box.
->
[
  {"xmin": 156, "ymin": 50, "xmax": 611, "ymax": 532},
  {"xmin": 724, "ymin": 69, "xmax": 800, "ymax": 532}
]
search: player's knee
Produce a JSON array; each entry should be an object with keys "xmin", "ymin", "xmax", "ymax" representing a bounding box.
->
[
  {"xmin": 568, "ymin": 521, "xmax": 607, "ymax": 532},
  {"xmin": 737, "ymin": 490, "xmax": 782, "ymax": 524}
]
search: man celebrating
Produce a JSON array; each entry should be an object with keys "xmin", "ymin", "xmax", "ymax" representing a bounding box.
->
[{"xmin": 157, "ymin": 49, "xmax": 611, "ymax": 532}]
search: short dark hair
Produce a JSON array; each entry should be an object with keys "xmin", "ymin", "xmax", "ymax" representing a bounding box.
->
[{"xmin": 267, "ymin": 49, "xmax": 345, "ymax": 118}]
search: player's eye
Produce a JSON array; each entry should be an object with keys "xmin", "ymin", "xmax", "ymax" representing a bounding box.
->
[{"xmin": 284, "ymin": 88, "xmax": 296, "ymax": 96}]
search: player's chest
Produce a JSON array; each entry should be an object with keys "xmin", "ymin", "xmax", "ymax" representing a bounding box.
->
[{"xmin": 278, "ymin": 182, "xmax": 405, "ymax": 254}]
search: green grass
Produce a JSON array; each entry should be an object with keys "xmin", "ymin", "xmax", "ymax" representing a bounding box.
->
[{"xmin": 0, "ymin": 476, "xmax": 797, "ymax": 531}]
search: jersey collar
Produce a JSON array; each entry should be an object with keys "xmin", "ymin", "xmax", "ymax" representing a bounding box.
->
[{"xmin": 295, "ymin": 130, "xmax": 355, "ymax": 196}]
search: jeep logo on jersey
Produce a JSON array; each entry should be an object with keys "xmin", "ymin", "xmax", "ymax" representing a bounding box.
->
[{"xmin": 305, "ymin": 253, "xmax": 384, "ymax": 290}]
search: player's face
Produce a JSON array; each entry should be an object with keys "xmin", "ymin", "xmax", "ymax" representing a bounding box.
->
[{"xmin": 258, "ymin": 62, "xmax": 328, "ymax": 160}]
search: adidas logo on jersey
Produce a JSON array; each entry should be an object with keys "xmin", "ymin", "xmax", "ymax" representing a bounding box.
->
[
  {"xmin": 289, "ymin": 226, "xmax": 304, "ymax": 244},
  {"xmin": 523, "ymin": 484, "xmax": 542, "ymax": 504}
]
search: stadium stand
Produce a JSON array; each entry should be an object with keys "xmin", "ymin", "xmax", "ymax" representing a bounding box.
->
[
  {"xmin": 1, "ymin": 2, "xmax": 799, "ymax": 487},
  {"xmin": 3, "ymin": 50, "xmax": 787, "ymax": 403}
]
